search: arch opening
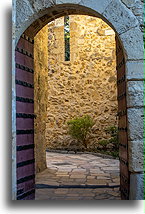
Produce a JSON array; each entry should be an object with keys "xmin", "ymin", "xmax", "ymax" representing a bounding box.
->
[{"xmin": 14, "ymin": 4, "xmax": 130, "ymax": 200}]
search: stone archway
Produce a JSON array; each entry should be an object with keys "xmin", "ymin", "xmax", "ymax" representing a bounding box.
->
[{"xmin": 12, "ymin": 0, "xmax": 144, "ymax": 200}]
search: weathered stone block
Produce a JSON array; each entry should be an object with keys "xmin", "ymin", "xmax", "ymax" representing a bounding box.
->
[
  {"xmin": 79, "ymin": 0, "xmax": 112, "ymax": 14},
  {"xmin": 133, "ymin": 7, "xmax": 143, "ymax": 17},
  {"xmin": 120, "ymin": 27, "xmax": 144, "ymax": 60},
  {"xmin": 130, "ymin": 173, "xmax": 144, "ymax": 199},
  {"xmin": 29, "ymin": 0, "xmax": 52, "ymax": 11},
  {"xmin": 33, "ymin": 0, "xmax": 45, "ymax": 11},
  {"xmin": 121, "ymin": 0, "xmax": 144, "ymax": 32},
  {"xmin": 56, "ymin": 0, "xmax": 81, "ymax": 4},
  {"xmin": 127, "ymin": 107, "xmax": 144, "ymax": 141},
  {"xmin": 126, "ymin": 60, "xmax": 144, "ymax": 80},
  {"xmin": 128, "ymin": 141, "xmax": 143, "ymax": 172},
  {"xmin": 44, "ymin": 0, "xmax": 54, "ymax": 8},
  {"xmin": 126, "ymin": 81, "xmax": 144, "ymax": 107},
  {"xmin": 16, "ymin": 0, "xmax": 34, "ymax": 28},
  {"xmin": 103, "ymin": 0, "xmax": 138, "ymax": 35},
  {"xmin": 121, "ymin": 0, "xmax": 138, "ymax": 8}
]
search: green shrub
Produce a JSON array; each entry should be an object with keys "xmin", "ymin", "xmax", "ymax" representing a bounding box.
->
[
  {"xmin": 67, "ymin": 115, "xmax": 94, "ymax": 148},
  {"xmin": 98, "ymin": 125, "xmax": 119, "ymax": 157},
  {"xmin": 97, "ymin": 139, "xmax": 108, "ymax": 151},
  {"xmin": 105, "ymin": 126, "xmax": 119, "ymax": 150}
]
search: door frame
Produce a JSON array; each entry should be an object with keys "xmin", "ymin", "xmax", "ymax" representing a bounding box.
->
[{"xmin": 12, "ymin": 1, "xmax": 144, "ymax": 200}]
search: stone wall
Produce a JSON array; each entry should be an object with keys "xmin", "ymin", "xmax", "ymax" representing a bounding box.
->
[
  {"xmin": 46, "ymin": 15, "xmax": 117, "ymax": 150},
  {"xmin": 34, "ymin": 25, "xmax": 48, "ymax": 172},
  {"xmin": 121, "ymin": 0, "xmax": 144, "ymax": 32}
]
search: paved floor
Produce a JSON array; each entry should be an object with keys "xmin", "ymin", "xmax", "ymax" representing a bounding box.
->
[{"xmin": 35, "ymin": 151, "xmax": 121, "ymax": 200}]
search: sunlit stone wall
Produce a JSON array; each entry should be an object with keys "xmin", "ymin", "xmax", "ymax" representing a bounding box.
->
[{"xmin": 45, "ymin": 15, "xmax": 117, "ymax": 150}]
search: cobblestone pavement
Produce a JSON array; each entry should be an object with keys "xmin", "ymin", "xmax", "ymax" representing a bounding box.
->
[{"xmin": 35, "ymin": 152, "xmax": 121, "ymax": 200}]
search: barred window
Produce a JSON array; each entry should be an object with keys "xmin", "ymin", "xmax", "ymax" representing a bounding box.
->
[{"xmin": 64, "ymin": 16, "xmax": 70, "ymax": 61}]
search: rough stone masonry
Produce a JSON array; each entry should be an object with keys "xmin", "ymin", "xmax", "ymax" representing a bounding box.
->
[{"xmin": 34, "ymin": 15, "xmax": 117, "ymax": 152}]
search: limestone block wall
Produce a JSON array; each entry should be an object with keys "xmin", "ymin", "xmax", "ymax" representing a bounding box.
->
[
  {"xmin": 34, "ymin": 25, "xmax": 48, "ymax": 172},
  {"xmin": 46, "ymin": 15, "xmax": 117, "ymax": 150},
  {"xmin": 121, "ymin": 0, "xmax": 144, "ymax": 32}
]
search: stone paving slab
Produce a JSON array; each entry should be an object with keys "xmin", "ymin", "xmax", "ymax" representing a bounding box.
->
[{"xmin": 36, "ymin": 151, "xmax": 120, "ymax": 200}]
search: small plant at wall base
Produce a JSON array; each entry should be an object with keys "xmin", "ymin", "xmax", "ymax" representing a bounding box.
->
[
  {"xmin": 97, "ymin": 126, "xmax": 119, "ymax": 157},
  {"xmin": 67, "ymin": 115, "xmax": 95, "ymax": 149},
  {"xmin": 106, "ymin": 126, "xmax": 119, "ymax": 151}
]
